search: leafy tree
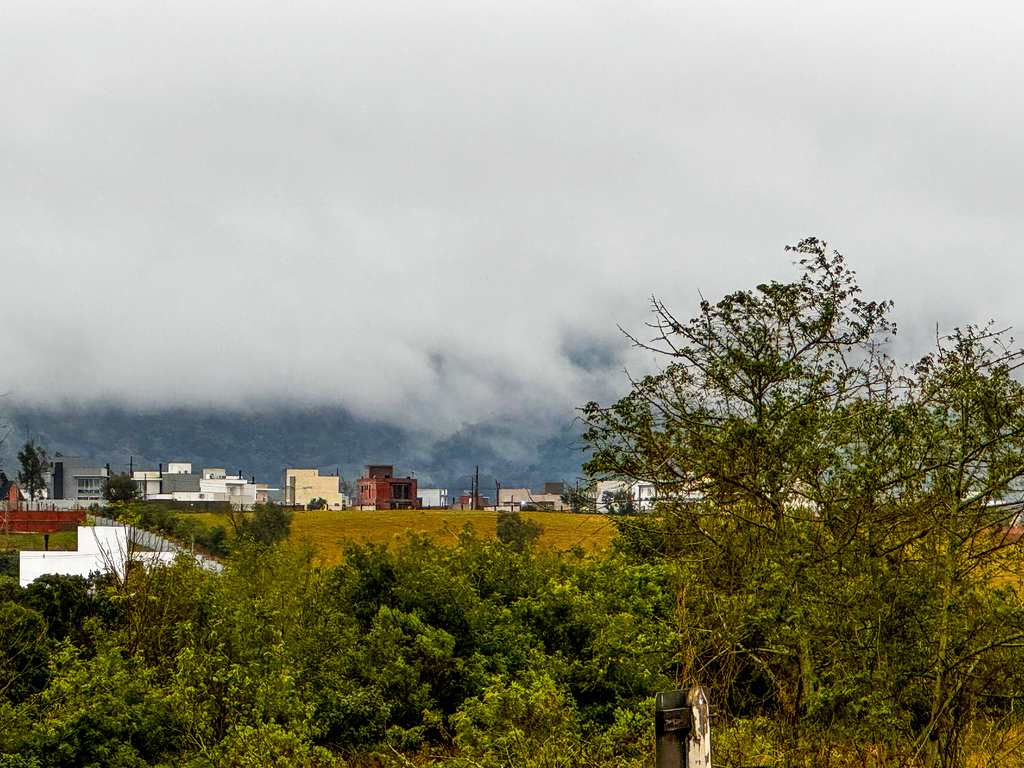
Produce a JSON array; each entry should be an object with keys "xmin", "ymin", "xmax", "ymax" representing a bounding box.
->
[
  {"xmin": 581, "ymin": 240, "xmax": 1024, "ymax": 766},
  {"xmin": 0, "ymin": 601, "xmax": 49, "ymax": 703},
  {"xmin": 0, "ymin": 552, "xmax": 16, "ymax": 580},
  {"xmin": 306, "ymin": 497, "xmax": 327, "ymax": 511},
  {"xmin": 583, "ymin": 238, "xmax": 895, "ymax": 527},
  {"xmin": 496, "ymin": 513, "xmax": 542, "ymax": 552},
  {"xmin": 102, "ymin": 472, "xmax": 141, "ymax": 503},
  {"xmin": 16, "ymin": 442, "xmax": 48, "ymax": 500},
  {"xmin": 241, "ymin": 502, "xmax": 293, "ymax": 546}
]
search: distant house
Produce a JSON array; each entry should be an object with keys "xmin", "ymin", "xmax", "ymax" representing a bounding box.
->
[
  {"xmin": 417, "ymin": 488, "xmax": 449, "ymax": 508},
  {"xmin": 0, "ymin": 473, "xmax": 24, "ymax": 505},
  {"xmin": 282, "ymin": 469, "xmax": 348, "ymax": 509},
  {"xmin": 132, "ymin": 462, "xmax": 269, "ymax": 509},
  {"xmin": 595, "ymin": 479, "xmax": 657, "ymax": 513},
  {"xmin": 497, "ymin": 482, "xmax": 568, "ymax": 511},
  {"xmin": 47, "ymin": 457, "xmax": 109, "ymax": 504},
  {"xmin": 357, "ymin": 465, "xmax": 419, "ymax": 510},
  {"xmin": 454, "ymin": 493, "xmax": 488, "ymax": 510}
]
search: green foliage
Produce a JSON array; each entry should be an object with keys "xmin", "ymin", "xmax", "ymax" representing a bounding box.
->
[
  {"xmin": 306, "ymin": 497, "xmax": 327, "ymax": 511},
  {"xmin": 8, "ymin": 641, "xmax": 181, "ymax": 767},
  {"xmin": 16, "ymin": 443, "xmax": 48, "ymax": 500},
  {"xmin": 495, "ymin": 513, "xmax": 542, "ymax": 552},
  {"xmin": 134, "ymin": 503, "xmax": 229, "ymax": 557},
  {"xmin": 582, "ymin": 240, "xmax": 1024, "ymax": 767},
  {"xmin": 0, "ymin": 601, "xmax": 49, "ymax": 704},
  {"xmin": 240, "ymin": 502, "xmax": 293, "ymax": 546},
  {"xmin": 102, "ymin": 472, "xmax": 141, "ymax": 503},
  {"xmin": 23, "ymin": 575, "xmax": 108, "ymax": 646},
  {"xmin": 452, "ymin": 672, "xmax": 581, "ymax": 766},
  {"xmin": 0, "ymin": 519, "xmax": 671, "ymax": 766},
  {"xmin": 0, "ymin": 552, "xmax": 16, "ymax": 580}
]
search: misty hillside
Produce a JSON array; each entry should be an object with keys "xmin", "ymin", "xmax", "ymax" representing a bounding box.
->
[{"xmin": 2, "ymin": 403, "xmax": 589, "ymax": 496}]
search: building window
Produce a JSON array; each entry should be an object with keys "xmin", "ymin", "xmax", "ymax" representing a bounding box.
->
[
  {"xmin": 77, "ymin": 477, "xmax": 103, "ymax": 500},
  {"xmin": 393, "ymin": 484, "xmax": 410, "ymax": 500}
]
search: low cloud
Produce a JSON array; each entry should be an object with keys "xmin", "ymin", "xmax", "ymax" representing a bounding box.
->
[{"xmin": 3, "ymin": 1, "xmax": 1023, "ymax": 433}]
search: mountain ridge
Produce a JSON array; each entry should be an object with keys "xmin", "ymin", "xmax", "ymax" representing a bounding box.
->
[{"xmin": 2, "ymin": 403, "xmax": 589, "ymax": 496}]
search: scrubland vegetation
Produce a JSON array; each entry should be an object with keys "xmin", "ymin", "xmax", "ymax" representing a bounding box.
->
[{"xmin": 0, "ymin": 528, "xmax": 672, "ymax": 767}]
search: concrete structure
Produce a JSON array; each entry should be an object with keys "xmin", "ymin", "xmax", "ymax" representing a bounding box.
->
[
  {"xmin": 19, "ymin": 525, "xmax": 178, "ymax": 588},
  {"xmin": 196, "ymin": 469, "xmax": 258, "ymax": 508},
  {"xmin": 595, "ymin": 479, "xmax": 657, "ymax": 513},
  {"xmin": 255, "ymin": 484, "xmax": 273, "ymax": 503},
  {"xmin": 282, "ymin": 469, "xmax": 348, "ymax": 509},
  {"xmin": 417, "ymin": 488, "xmax": 448, "ymax": 508},
  {"xmin": 497, "ymin": 486, "xmax": 567, "ymax": 511},
  {"xmin": 132, "ymin": 462, "xmax": 267, "ymax": 508},
  {"xmin": 133, "ymin": 470, "xmax": 164, "ymax": 499},
  {"xmin": 454, "ymin": 493, "xmax": 488, "ymax": 510},
  {"xmin": 47, "ymin": 457, "xmax": 109, "ymax": 504},
  {"xmin": 357, "ymin": 465, "xmax": 419, "ymax": 510}
]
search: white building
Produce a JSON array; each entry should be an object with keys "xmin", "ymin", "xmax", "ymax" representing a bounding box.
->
[
  {"xmin": 133, "ymin": 463, "xmax": 262, "ymax": 508},
  {"xmin": 497, "ymin": 488, "xmax": 567, "ymax": 511},
  {"xmin": 595, "ymin": 479, "xmax": 657, "ymax": 513},
  {"xmin": 417, "ymin": 488, "xmax": 448, "ymax": 508}
]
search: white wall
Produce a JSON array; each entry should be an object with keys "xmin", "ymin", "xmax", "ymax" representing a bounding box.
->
[
  {"xmin": 20, "ymin": 525, "xmax": 178, "ymax": 587},
  {"xmin": 418, "ymin": 488, "xmax": 448, "ymax": 508}
]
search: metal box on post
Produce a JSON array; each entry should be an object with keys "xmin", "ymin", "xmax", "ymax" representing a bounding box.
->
[{"xmin": 655, "ymin": 687, "xmax": 711, "ymax": 768}]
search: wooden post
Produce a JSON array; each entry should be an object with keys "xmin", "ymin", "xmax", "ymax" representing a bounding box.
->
[
  {"xmin": 686, "ymin": 687, "xmax": 712, "ymax": 768},
  {"xmin": 656, "ymin": 687, "xmax": 711, "ymax": 768}
]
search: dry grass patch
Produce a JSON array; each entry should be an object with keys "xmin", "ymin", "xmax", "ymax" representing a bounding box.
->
[{"xmin": 186, "ymin": 508, "xmax": 617, "ymax": 567}]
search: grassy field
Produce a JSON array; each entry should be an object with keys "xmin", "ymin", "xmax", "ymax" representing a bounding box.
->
[
  {"xmin": 188, "ymin": 508, "xmax": 618, "ymax": 567},
  {"xmin": 0, "ymin": 530, "xmax": 78, "ymax": 551}
]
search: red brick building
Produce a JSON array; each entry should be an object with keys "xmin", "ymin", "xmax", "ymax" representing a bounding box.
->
[
  {"xmin": 357, "ymin": 465, "xmax": 420, "ymax": 510},
  {"xmin": 0, "ymin": 474, "xmax": 23, "ymax": 505}
]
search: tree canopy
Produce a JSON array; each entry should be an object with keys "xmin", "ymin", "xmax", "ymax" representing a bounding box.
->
[
  {"xmin": 17, "ymin": 441, "xmax": 48, "ymax": 500},
  {"xmin": 581, "ymin": 239, "xmax": 1024, "ymax": 767}
]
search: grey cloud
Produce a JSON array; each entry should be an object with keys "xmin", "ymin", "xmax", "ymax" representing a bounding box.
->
[{"xmin": 3, "ymin": 1, "xmax": 1024, "ymax": 433}]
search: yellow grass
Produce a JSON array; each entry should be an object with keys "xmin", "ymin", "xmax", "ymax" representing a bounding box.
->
[{"xmin": 187, "ymin": 509, "xmax": 618, "ymax": 568}]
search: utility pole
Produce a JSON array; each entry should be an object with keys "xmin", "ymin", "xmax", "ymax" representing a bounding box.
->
[
  {"xmin": 495, "ymin": 481, "xmax": 500, "ymax": 511},
  {"xmin": 474, "ymin": 465, "xmax": 480, "ymax": 511}
]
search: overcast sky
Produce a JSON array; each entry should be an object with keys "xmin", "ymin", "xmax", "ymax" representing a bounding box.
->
[{"xmin": 3, "ymin": 0, "xmax": 1023, "ymax": 432}]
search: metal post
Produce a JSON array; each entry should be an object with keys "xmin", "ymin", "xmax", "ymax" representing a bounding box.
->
[{"xmin": 656, "ymin": 687, "xmax": 711, "ymax": 768}]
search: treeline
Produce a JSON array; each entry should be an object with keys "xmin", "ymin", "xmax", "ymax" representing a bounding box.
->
[
  {"xmin": 580, "ymin": 241, "xmax": 1024, "ymax": 768},
  {"xmin": 0, "ymin": 529, "xmax": 674, "ymax": 767}
]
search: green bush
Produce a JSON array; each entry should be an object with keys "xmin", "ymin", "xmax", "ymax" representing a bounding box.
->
[
  {"xmin": 0, "ymin": 551, "xmax": 17, "ymax": 580},
  {"xmin": 495, "ymin": 513, "xmax": 542, "ymax": 552}
]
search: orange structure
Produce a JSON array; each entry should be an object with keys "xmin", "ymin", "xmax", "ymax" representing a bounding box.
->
[{"xmin": 0, "ymin": 506, "xmax": 86, "ymax": 533}]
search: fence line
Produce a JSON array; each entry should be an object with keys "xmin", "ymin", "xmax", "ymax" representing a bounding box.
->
[{"xmin": 93, "ymin": 516, "xmax": 223, "ymax": 573}]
